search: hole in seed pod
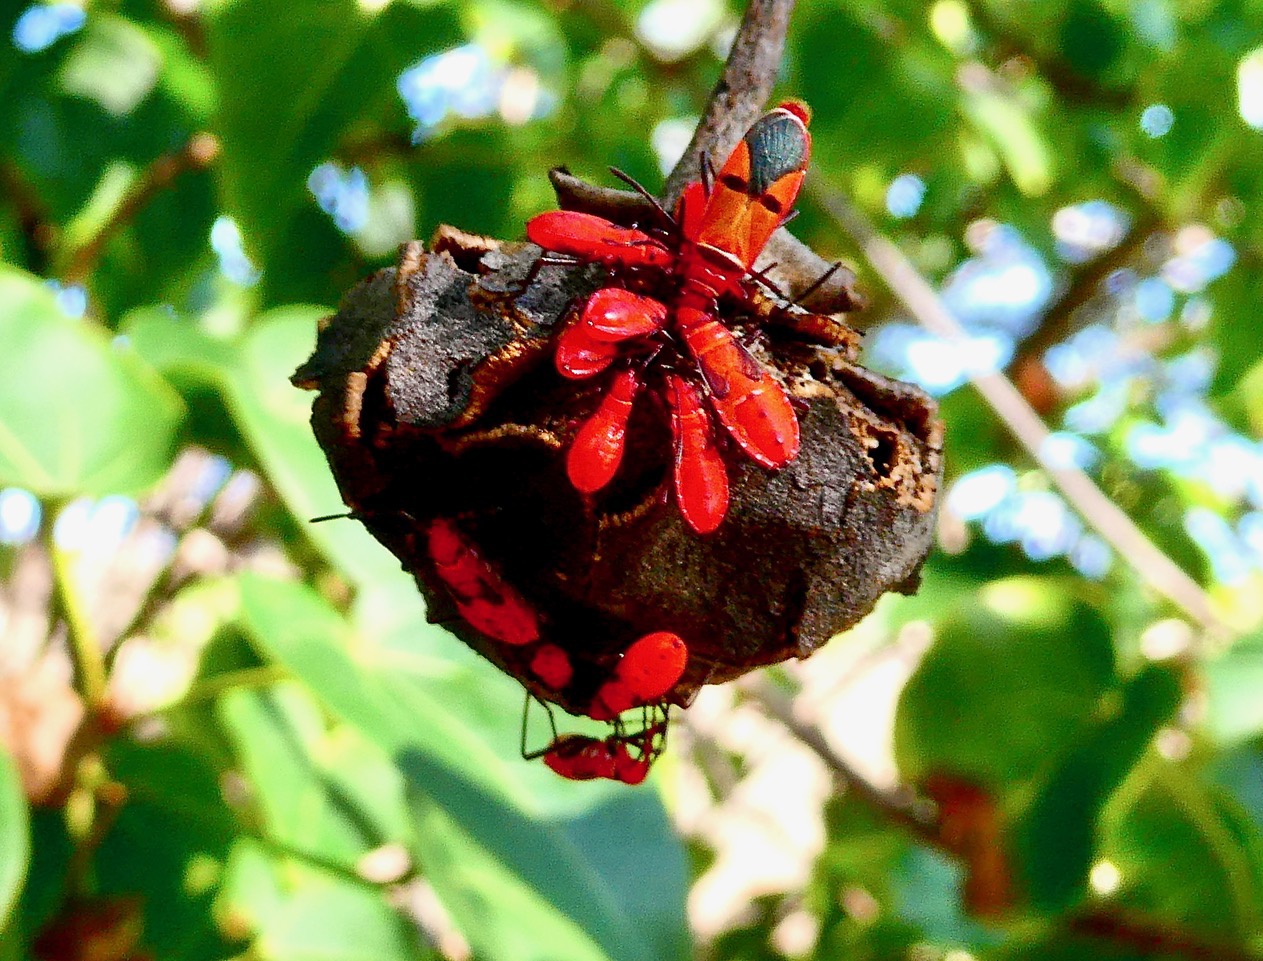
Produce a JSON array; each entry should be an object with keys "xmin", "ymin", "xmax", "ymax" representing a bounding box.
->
[
  {"xmin": 866, "ymin": 428, "xmax": 897, "ymax": 478},
  {"xmin": 781, "ymin": 570, "xmax": 810, "ymax": 645}
]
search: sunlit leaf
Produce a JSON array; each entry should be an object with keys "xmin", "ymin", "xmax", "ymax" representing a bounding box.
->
[
  {"xmin": 0, "ymin": 267, "xmax": 183, "ymax": 496},
  {"xmin": 238, "ymin": 574, "xmax": 690, "ymax": 961},
  {"xmin": 123, "ymin": 305, "xmax": 400, "ymax": 586},
  {"xmin": 0, "ymin": 748, "xmax": 29, "ymax": 934},
  {"xmin": 895, "ymin": 577, "xmax": 1116, "ymax": 788},
  {"xmin": 1204, "ymin": 629, "xmax": 1263, "ymax": 745}
]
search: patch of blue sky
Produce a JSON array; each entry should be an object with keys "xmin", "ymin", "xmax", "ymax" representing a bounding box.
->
[
  {"xmin": 1140, "ymin": 103, "xmax": 1174, "ymax": 138},
  {"xmin": 308, "ymin": 162, "xmax": 370, "ymax": 234},
  {"xmin": 1044, "ymin": 324, "xmax": 1121, "ymax": 390},
  {"xmin": 941, "ymin": 225, "xmax": 1053, "ymax": 337},
  {"xmin": 189, "ymin": 454, "xmax": 233, "ymax": 508},
  {"xmin": 44, "ymin": 279, "xmax": 87, "ymax": 318},
  {"xmin": 1052, "ymin": 200, "xmax": 1130, "ymax": 264},
  {"xmin": 53, "ymin": 495, "xmax": 141, "ymax": 552},
  {"xmin": 1064, "ymin": 381, "xmax": 1132, "ymax": 434},
  {"xmin": 951, "ymin": 468, "xmax": 1112, "ymax": 576},
  {"xmin": 0, "ymin": 488, "xmax": 41, "ymax": 545},
  {"xmin": 885, "ymin": 173, "xmax": 926, "ymax": 219},
  {"xmin": 210, "ymin": 216, "xmax": 259, "ymax": 287},
  {"xmin": 1069, "ymin": 533, "xmax": 1112, "ymax": 579},
  {"xmin": 1134, "ymin": 276, "xmax": 1174, "ymax": 323},
  {"xmin": 1194, "ymin": 435, "xmax": 1263, "ymax": 502},
  {"xmin": 868, "ymin": 325, "xmax": 1013, "ymax": 396},
  {"xmin": 13, "ymin": 2, "xmax": 83, "ymax": 54},
  {"xmin": 947, "ymin": 465, "xmax": 1016, "ymax": 521},
  {"xmin": 1239, "ymin": 511, "xmax": 1263, "ymax": 565},
  {"xmin": 398, "ymin": 44, "xmax": 505, "ymax": 142},
  {"xmin": 1163, "ymin": 236, "xmax": 1236, "ymax": 294},
  {"xmin": 1159, "ymin": 348, "xmax": 1214, "ymax": 401},
  {"xmin": 1040, "ymin": 431, "xmax": 1099, "ymax": 470},
  {"xmin": 1185, "ymin": 506, "xmax": 1254, "ymax": 585},
  {"xmin": 1014, "ymin": 490, "xmax": 1082, "ymax": 561}
]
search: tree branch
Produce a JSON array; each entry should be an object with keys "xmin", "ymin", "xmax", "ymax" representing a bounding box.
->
[
  {"xmin": 1009, "ymin": 210, "xmax": 1160, "ymax": 376},
  {"xmin": 810, "ymin": 182, "xmax": 1225, "ymax": 636},
  {"xmin": 746, "ymin": 678, "xmax": 940, "ymax": 842},
  {"xmin": 662, "ymin": 0, "xmax": 797, "ymax": 206},
  {"xmin": 61, "ymin": 132, "xmax": 220, "ymax": 286},
  {"xmin": 0, "ymin": 160, "xmax": 55, "ymax": 275}
]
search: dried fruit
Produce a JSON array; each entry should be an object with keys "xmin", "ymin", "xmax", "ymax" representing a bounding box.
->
[{"xmin": 292, "ymin": 111, "xmax": 944, "ymax": 782}]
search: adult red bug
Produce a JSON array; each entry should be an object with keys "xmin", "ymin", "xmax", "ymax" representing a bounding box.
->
[
  {"xmin": 527, "ymin": 101, "xmax": 815, "ymax": 534},
  {"xmin": 567, "ymin": 365, "xmax": 642, "ymax": 494}
]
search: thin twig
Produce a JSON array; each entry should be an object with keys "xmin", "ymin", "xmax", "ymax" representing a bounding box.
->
[
  {"xmin": 50, "ymin": 543, "xmax": 108, "ymax": 710},
  {"xmin": 1009, "ymin": 210, "xmax": 1160, "ymax": 374},
  {"xmin": 811, "ymin": 182, "xmax": 1224, "ymax": 636},
  {"xmin": 662, "ymin": 0, "xmax": 796, "ymax": 206},
  {"xmin": 746, "ymin": 678, "xmax": 940, "ymax": 842},
  {"xmin": 61, "ymin": 132, "xmax": 220, "ymax": 285},
  {"xmin": 1069, "ymin": 910, "xmax": 1263, "ymax": 961},
  {"xmin": 0, "ymin": 160, "xmax": 54, "ymax": 274}
]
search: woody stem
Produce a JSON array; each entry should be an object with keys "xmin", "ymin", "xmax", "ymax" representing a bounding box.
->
[{"xmin": 662, "ymin": 0, "xmax": 797, "ymax": 207}]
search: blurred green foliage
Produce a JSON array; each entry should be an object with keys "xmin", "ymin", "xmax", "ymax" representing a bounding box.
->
[{"xmin": 4, "ymin": 0, "xmax": 1263, "ymax": 959}]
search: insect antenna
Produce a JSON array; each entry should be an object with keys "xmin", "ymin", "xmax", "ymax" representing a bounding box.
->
[
  {"xmin": 779, "ymin": 209, "xmax": 801, "ymax": 228},
  {"xmin": 745, "ymin": 262, "xmax": 788, "ymax": 299},
  {"xmin": 513, "ymin": 250, "xmax": 582, "ymax": 295},
  {"xmin": 608, "ymin": 166, "xmax": 677, "ymax": 233},
  {"xmin": 699, "ymin": 151, "xmax": 716, "ymax": 197},
  {"xmin": 790, "ymin": 260, "xmax": 844, "ymax": 307},
  {"xmin": 309, "ymin": 511, "xmax": 355, "ymax": 523}
]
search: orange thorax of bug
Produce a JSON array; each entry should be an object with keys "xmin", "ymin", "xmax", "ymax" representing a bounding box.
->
[{"xmin": 676, "ymin": 100, "xmax": 812, "ymax": 301}]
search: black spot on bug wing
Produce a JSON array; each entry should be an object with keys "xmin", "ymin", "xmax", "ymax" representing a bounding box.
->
[{"xmin": 745, "ymin": 112, "xmax": 809, "ymax": 196}]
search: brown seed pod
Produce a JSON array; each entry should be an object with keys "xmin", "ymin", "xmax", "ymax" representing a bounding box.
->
[{"xmin": 292, "ymin": 227, "xmax": 943, "ymax": 718}]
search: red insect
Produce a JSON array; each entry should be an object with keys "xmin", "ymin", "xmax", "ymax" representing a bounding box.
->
[
  {"xmin": 529, "ymin": 643, "xmax": 574, "ymax": 691},
  {"xmin": 567, "ymin": 365, "xmax": 641, "ymax": 494},
  {"xmin": 427, "ymin": 519, "xmax": 539, "ymax": 646},
  {"xmin": 527, "ymin": 101, "xmax": 813, "ymax": 534},
  {"xmin": 590, "ymin": 630, "xmax": 689, "ymax": 719},
  {"xmin": 542, "ymin": 723, "xmax": 666, "ymax": 785}
]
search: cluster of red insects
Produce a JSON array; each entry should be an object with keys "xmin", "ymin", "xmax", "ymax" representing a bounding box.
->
[{"xmin": 430, "ymin": 102, "xmax": 818, "ymax": 783}]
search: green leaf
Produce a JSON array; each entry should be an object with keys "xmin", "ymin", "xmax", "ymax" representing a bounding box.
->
[
  {"xmin": 57, "ymin": 15, "xmax": 163, "ymax": 117},
  {"xmin": 1204, "ymin": 629, "xmax": 1263, "ymax": 745},
  {"xmin": 205, "ymin": 0, "xmax": 462, "ymax": 270},
  {"xmin": 1100, "ymin": 768, "xmax": 1263, "ymax": 940},
  {"xmin": 961, "ymin": 91, "xmax": 1054, "ymax": 197},
  {"xmin": 216, "ymin": 835, "xmax": 428, "ymax": 961},
  {"xmin": 123, "ymin": 305, "xmax": 400, "ymax": 587},
  {"xmin": 408, "ymin": 787, "xmax": 610, "ymax": 961},
  {"xmin": 96, "ymin": 742, "xmax": 239, "ymax": 961},
  {"xmin": 895, "ymin": 577, "xmax": 1117, "ymax": 789},
  {"xmin": 0, "ymin": 748, "xmax": 30, "ymax": 934},
  {"xmin": 237, "ymin": 574, "xmax": 690, "ymax": 961},
  {"xmin": 1013, "ymin": 664, "xmax": 1182, "ymax": 912},
  {"xmin": 0, "ymin": 267, "xmax": 183, "ymax": 496},
  {"xmin": 255, "ymin": 882, "xmax": 426, "ymax": 961},
  {"xmin": 218, "ymin": 682, "xmax": 408, "ymax": 867}
]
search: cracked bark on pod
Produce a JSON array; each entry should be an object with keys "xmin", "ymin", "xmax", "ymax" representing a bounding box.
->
[{"xmin": 293, "ymin": 225, "xmax": 943, "ymax": 718}]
